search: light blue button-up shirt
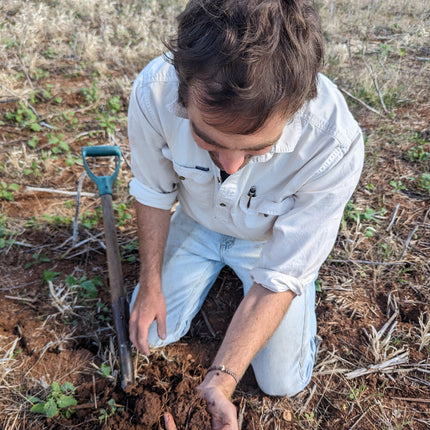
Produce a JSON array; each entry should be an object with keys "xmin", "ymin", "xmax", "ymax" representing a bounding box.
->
[{"xmin": 128, "ymin": 56, "xmax": 364, "ymax": 295}]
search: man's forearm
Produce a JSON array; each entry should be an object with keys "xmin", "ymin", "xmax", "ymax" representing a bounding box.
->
[
  {"xmin": 203, "ymin": 284, "xmax": 295, "ymax": 397},
  {"xmin": 135, "ymin": 201, "xmax": 171, "ymax": 286}
]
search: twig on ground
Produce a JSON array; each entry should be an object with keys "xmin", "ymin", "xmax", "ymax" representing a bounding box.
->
[
  {"xmin": 345, "ymin": 351, "xmax": 409, "ymax": 379},
  {"xmin": 393, "ymin": 397, "xmax": 430, "ymax": 403},
  {"xmin": 398, "ymin": 225, "xmax": 419, "ymax": 260},
  {"xmin": 200, "ymin": 310, "xmax": 217, "ymax": 338},
  {"xmin": 339, "ymin": 87, "xmax": 383, "ymax": 116},
  {"xmin": 26, "ymin": 186, "xmax": 96, "ymax": 197},
  {"xmin": 366, "ymin": 63, "xmax": 389, "ymax": 114},
  {"xmin": 328, "ymin": 258, "xmax": 407, "ymax": 266},
  {"xmin": 386, "ymin": 203, "xmax": 400, "ymax": 231},
  {"xmin": 349, "ymin": 404, "xmax": 376, "ymax": 430}
]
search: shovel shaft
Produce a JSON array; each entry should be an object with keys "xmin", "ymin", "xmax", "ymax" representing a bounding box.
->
[{"xmin": 100, "ymin": 193, "xmax": 133, "ymax": 388}]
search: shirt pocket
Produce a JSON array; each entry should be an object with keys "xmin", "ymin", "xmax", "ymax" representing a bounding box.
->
[
  {"xmin": 172, "ymin": 161, "xmax": 213, "ymax": 205},
  {"xmin": 237, "ymin": 195, "xmax": 295, "ymax": 229}
]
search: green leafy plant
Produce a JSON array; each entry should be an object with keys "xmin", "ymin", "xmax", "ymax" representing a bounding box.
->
[
  {"xmin": 417, "ymin": 173, "xmax": 430, "ymax": 192},
  {"xmin": 27, "ymin": 136, "xmax": 40, "ymax": 149},
  {"xmin": 407, "ymin": 145, "xmax": 429, "ymax": 162},
  {"xmin": 121, "ymin": 241, "xmax": 138, "ymax": 262},
  {"xmin": 80, "ymin": 207, "xmax": 102, "ymax": 229},
  {"xmin": 23, "ymin": 160, "xmax": 42, "ymax": 177},
  {"xmin": 80, "ymin": 80, "xmax": 99, "ymax": 104},
  {"xmin": 5, "ymin": 101, "xmax": 41, "ymax": 132},
  {"xmin": 28, "ymin": 381, "xmax": 77, "ymax": 418},
  {"xmin": 0, "ymin": 182, "xmax": 19, "ymax": 201},
  {"xmin": 389, "ymin": 180, "xmax": 406, "ymax": 192},
  {"xmin": 96, "ymin": 301, "xmax": 112, "ymax": 322},
  {"xmin": 101, "ymin": 363, "xmax": 112, "ymax": 378},
  {"xmin": 98, "ymin": 112, "xmax": 117, "ymax": 135},
  {"xmin": 42, "ymin": 270, "xmax": 60, "ymax": 285},
  {"xmin": 25, "ymin": 252, "xmax": 51, "ymax": 269},
  {"xmin": 98, "ymin": 398, "xmax": 121, "ymax": 423},
  {"xmin": 107, "ymin": 96, "xmax": 121, "ymax": 113},
  {"xmin": 48, "ymin": 132, "xmax": 70, "ymax": 154},
  {"xmin": 65, "ymin": 274, "xmax": 103, "ymax": 299},
  {"xmin": 114, "ymin": 203, "xmax": 132, "ymax": 226}
]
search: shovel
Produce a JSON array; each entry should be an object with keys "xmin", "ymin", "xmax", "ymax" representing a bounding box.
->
[{"xmin": 82, "ymin": 145, "xmax": 133, "ymax": 389}]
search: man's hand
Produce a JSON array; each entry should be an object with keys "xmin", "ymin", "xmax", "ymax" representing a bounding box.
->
[
  {"xmin": 129, "ymin": 286, "xmax": 166, "ymax": 355},
  {"xmin": 162, "ymin": 373, "xmax": 238, "ymax": 430},
  {"xmin": 163, "ymin": 386, "xmax": 237, "ymax": 430},
  {"xmin": 199, "ymin": 385, "xmax": 238, "ymax": 429}
]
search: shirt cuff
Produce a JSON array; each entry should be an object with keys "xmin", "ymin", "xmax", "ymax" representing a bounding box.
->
[
  {"xmin": 250, "ymin": 268, "xmax": 305, "ymax": 295},
  {"xmin": 129, "ymin": 178, "xmax": 177, "ymax": 210}
]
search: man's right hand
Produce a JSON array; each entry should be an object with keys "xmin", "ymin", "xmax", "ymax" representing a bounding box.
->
[{"xmin": 129, "ymin": 286, "xmax": 167, "ymax": 355}]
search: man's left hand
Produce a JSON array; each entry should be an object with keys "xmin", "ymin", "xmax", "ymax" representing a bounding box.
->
[{"xmin": 162, "ymin": 382, "xmax": 238, "ymax": 430}]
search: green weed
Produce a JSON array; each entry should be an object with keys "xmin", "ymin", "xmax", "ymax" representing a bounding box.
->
[
  {"xmin": 407, "ymin": 145, "xmax": 429, "ymax": 162},
  {"xmin": 27, "ymin": 136, "xmax": 40, "ymax": 149},
  {"xmin": 98, "ymin": 398, "xmax": 122, "ymax": 423},
  {"xmin": 389, "ymin": 180, "xmax": 406, "ymax": 192},
  {"xmin": 5, "ymin": 102, "xmax": 41, "ymax": 132},
  {"xmin": 417, "ymin": 173, "xmax": 430, "ymax": 192},
  {"xmin": 41, "ymin": 270, "xmax": 60, "ymax": 285},
  {"xmin": 80, "ymin": 80, "xmax": 99, "ymax": 104},
  {"xmin": 48, "ymin": 133, "xmax": 70, "ymax": 154},
  {"xmin": 24, "ymin": 252, "xmax": 51, "ymax": 270},
  {"xmin": 28, "ymin": 381, "xmax": 77, "ymax": 419},
  {"xmin": 114, "ymin": 203, "xmax": 132, "ymax": 226},
  {"xmin": 0, "ymin": 182, "xmax": 19, "ymax": 201},
  {"xmin": 65, "ymin": 274, "xmax": 103, "ymax": 299}
]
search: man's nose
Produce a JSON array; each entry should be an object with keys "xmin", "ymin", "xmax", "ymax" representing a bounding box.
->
[{"xmin": 218, "ymin": 151, "xmax": 245, "ymax": 174}]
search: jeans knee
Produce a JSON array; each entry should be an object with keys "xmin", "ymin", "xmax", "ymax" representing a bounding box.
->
[{"xmin": 256, "ymin": 371, "xmax": 312, "ymax": 397}]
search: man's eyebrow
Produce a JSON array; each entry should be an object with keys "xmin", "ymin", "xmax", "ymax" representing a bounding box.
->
[{"xmin": 190, "ymin": 121, "xmax": 281, "ymax": 152}]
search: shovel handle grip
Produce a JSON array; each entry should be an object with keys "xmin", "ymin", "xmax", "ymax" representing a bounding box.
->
[{"xmin": 82, "ymin": 146, "xmax": 121, "ymax": 196}]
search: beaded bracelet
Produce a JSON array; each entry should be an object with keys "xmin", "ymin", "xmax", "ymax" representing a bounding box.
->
[{"xmin": 207, "ymin": 365, "xmax": 239, "ymax": 384}]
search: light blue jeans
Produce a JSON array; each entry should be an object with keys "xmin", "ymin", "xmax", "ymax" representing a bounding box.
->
[{"xmin": 130, "ymin": 206, "xmax": 317, "ymax": 397}]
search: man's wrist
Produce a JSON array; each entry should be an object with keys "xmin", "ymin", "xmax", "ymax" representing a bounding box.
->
[
  {"xmin": 207, "ymin": 365, "xmax": 239, "ymax": 384},
  {"xmin": 201, "ymin": 365, "xmax": 238, "ymax": 399}
]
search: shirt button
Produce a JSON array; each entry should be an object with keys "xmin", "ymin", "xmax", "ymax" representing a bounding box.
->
[
  {"xmin": 179, "ymin": 176, "xmax": 186, "ymax": 180},
  {"xmin": 219, "ymin": 203, "xmax": 226, "ymax": 207}
]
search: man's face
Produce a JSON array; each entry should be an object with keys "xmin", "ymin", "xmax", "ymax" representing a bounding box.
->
[{"xmin": 187, "ymin": 102, "xmax": 286, "ymax": 175}]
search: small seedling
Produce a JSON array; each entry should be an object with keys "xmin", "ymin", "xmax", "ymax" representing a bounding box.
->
[
  {"xmin": 114, "ymin": 203, "xmax": 132, "ymax": 226},
  {"xmin": 101, "ymin": 363, "xmax": 112, "ymax": 378},
  {"xmin": 24, "ymin": 252, "xmax": 51, "ymax": 269},
  {"xmin": 417, "ymin": 173, "xmax": 430, "ymax": 192},
  {"xmin": 98, "ymin": 398, "xmax": 121, "ymax": 423},
  {"xmin": 0, "ymin": 182, "xmax": 19, "ymax": 202},
  {"xmin": 42, "ymin": 270, "xmax": 60, "ymax": 285},
  {"xmin": 28, "ymin": 381, "xmax": 77, "ymax": 419},
  {"xmin": 65, "ymin": 274, "xmax": 103, "ymax": 299},
  {"xmin": 389, "ymin": 180, "xmax": 406, "ymax": 192},
  {"xmin": 407, "ymin": 145, "xmax": 429, "ymax": 162},
  {"xmin": 5, "ymin": 101, "xmax": 41, "ymax": 132},
  {"xmin": 48, "ymin": 132, "xmax": 70, "ymax": 154}
]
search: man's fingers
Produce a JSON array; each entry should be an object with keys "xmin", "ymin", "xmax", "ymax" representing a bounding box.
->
[
  {"xmin": 129, "ymin": 314, "xmax": 151, "ymax": 355},
  {"xmin": 164, "ymin": 412, "xmax": 177, "ymax": 430},
  {"xmin": 157, "ymin": 313, "xmax": 167, "ymax": 340}
]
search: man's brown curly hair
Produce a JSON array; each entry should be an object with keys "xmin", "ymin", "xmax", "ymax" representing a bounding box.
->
[{"xmin": 166, "ymin": 0, "xmax": 324, "ymax": 134}]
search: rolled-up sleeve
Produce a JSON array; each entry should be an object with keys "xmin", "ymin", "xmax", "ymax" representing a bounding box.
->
[
  {"xmin": 128, "ymin": 78, "xmax": 178, "ymax": 210},
  {"xmin": 251, "ymin": 131, "xmax": 364, "ymax": 295}
]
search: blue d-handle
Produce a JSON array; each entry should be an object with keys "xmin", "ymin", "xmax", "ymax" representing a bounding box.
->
[{"xmin": 82, "ymin": 146, "xmax": 121, "ymax": 196}]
